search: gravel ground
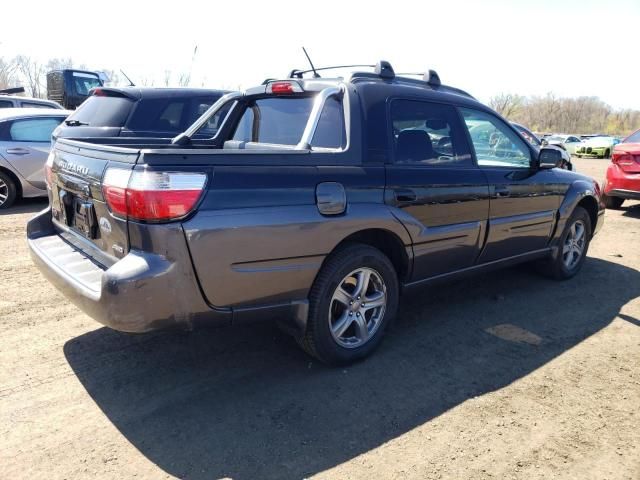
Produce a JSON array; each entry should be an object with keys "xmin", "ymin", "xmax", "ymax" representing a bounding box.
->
[{"xmin": 1, "ymin": 157, "xmax": 639, "ymax": 480}]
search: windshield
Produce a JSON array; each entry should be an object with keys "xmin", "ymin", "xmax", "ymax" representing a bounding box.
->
[
  {"xmin": 625, "ymin": 130, "xmax": 640, "ymax": 143},
  {"xmin": 72, "ymin": 72, "xmax": 102, "ymax": 96}
]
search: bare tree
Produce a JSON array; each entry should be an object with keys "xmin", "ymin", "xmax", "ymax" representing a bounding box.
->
[
  {"xmin": 0, "ymin": 57, "xmax": 17, "ymax": 90},
  {"xmin": 14, "ymin": 55, "xmax": 46, "ymax": 98},
  {"xmin": 489, "ymin": 93, "xmax": 525, "ymax": 118}
]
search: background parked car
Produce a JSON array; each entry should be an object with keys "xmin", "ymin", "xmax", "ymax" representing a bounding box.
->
[
  {"xmin": 0, "ymin": 108, "xmax": 69, "ymax": 208},
  {"xmin": 0, "ymin": 87, "xmax": 64, "ymax": 110},
  {"xmin": 53, "ymin": 87, "xmax": 230, "ymax": 140},
  {"xmin": 545, "ymin": 134, "xmax": 583, "ymax": 155},
  {"xmin": 46, "ymin": 69, "xmax": 104, "ymax": 110},
  {"xmin": 602, "ymin": 128, "xmax": 640, "ymax": 208},
  {"xmin": 575, "ymin": 136, "xmax": 620, "ymax": 158}
]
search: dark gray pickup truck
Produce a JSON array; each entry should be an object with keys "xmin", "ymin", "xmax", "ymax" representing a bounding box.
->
[{"xmin": 28, "ymin": 61, "xmax": 604, "ymax": 364}]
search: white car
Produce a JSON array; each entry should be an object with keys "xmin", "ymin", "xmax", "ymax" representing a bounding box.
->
[{"xmin": 545, "ymin": 134, "xmax": 583, "ymax": 156}]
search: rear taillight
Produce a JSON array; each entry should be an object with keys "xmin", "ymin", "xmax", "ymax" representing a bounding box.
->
[
  {"xmin": 45, "ymin": 152, "xmax": 54, "ymax": 188},
  {"xmin": 611, "ymin": 151, "xmax": 635, "ymax": 166},
  {"xmin": 102, "ymin": 168, "xmax": 207, "ymax": 222}
]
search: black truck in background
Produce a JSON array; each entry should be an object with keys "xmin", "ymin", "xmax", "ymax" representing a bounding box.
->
[{"xmin": 46, "ymin": 69, "xmax": 103, "ymax": 109}]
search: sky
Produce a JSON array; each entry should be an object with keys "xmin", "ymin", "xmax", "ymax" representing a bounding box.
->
[{"xmin": 2, "ymin": 0, "xmax": 639, "ymax": 109}]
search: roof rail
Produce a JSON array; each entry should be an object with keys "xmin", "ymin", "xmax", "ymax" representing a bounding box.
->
[
  {"xmin": 287, "ymin": 64, "xmax": 375, "ymax": 79},
  {"xmin": 0, "ymin": 87, "xmax": 25, "ymax": 96}
]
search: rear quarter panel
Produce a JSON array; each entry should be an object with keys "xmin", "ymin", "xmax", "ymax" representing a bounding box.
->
[{"xmin": 182, "ymin": 164, "xmax": 412, "ymax": 308}]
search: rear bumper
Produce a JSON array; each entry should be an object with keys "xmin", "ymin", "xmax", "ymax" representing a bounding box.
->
[
  {"xmin": 604, "ymin": 164, "xmax": 640, "ymax": 198},
  {"xmin": 27, "ymin": 208, "xmax": 231, "ymax": 333}
]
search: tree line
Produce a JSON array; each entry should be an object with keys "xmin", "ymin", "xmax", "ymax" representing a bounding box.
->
[{"xmin": 489, "ymin": 93, "xmax": 640, "ymax": 137}]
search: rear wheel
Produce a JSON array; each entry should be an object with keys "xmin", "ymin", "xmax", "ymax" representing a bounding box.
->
[
  {"xmin": 604, "ymin": 149, "xmax": 610, "ymax": 159},
  {"xmin": 603, "ymin": 194, "xmax": 624, "ymax": 209},
  {"xmin": 0, "ymin": 171, "xmax": 17, "ymax": 209},
  {"xmin": 538, "ymin": 206, "xmax": 591, "ymax": 280},
  {"xmin": 299, "ymin": 243, "xmax": 399, "ymax": 365}
]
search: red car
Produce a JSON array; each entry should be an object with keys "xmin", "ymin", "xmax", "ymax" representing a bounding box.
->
[{"xmin": 603, "ymin": 128, "xmax": 640, "ymax": 209}]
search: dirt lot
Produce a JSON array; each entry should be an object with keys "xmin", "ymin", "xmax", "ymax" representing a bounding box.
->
[{"xmin": 1, "ymin": 157, "xmax": 639, "ymax": 480}]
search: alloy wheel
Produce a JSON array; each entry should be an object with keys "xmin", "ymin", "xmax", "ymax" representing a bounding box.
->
[
  {"xmin": 328, "ymin": 267, "xmax": 387, "ymax": 348},
  {"xmin": 562, "ymin": 220, "xmax": 586, "ymax": 270},
  {"xmin": 0, "ymin": 177, "xmax": 8, "ymax": 207}
]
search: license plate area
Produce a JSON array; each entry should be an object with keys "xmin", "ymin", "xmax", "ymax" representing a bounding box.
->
[{"xmin": 56, "ymin": 189, "xmax": 98, "ymax": 239}]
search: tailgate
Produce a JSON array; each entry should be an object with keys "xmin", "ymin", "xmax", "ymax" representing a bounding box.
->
[{"xmin": 48, "ymin": 139, "xmax": 139, "ymax": 266}]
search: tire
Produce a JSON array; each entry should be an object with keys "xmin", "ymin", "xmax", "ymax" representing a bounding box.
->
[
  {"xmin": 538, "ymin": 206, "xmax": 591, "ymax": 280},
  {"xmin": 299, "ymin": 243, "xmax": 399, "ymax": 365},
  {"xmin": 603, "ymin": 194, "xmax": 624, "ymax": 209},
  {"xmin": 576, "ymin": 154, "xmax": 582, "ymax": 158},
  {"xmin": 604, "ymin": 149, "xmax": 610, "ymax": 159},
  {"xmin": 0, "ymin": 171, "xmax": 17, "ymax": 209}
]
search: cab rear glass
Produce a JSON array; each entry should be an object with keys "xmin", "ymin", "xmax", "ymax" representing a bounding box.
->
[{"xmin": 231, "ymin": 95, "xmax": 345, "ymax": 148}]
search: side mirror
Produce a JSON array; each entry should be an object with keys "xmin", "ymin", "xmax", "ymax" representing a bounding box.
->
[{"xmin": 538, "ymin": 147, "xmax": 563, "ymax": 169}]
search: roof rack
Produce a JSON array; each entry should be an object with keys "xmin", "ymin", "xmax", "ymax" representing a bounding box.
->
[
  {"xmin": 283, "ymin": 60, "xmax": 473, "ymax": 99},
  {"xmin": 0, "ymin": 87, "xmax": 25, "ymax": 96}
]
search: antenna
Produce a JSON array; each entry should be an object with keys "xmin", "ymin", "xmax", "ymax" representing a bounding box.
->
[
  {"xmin": 302, "ymin": 47, "xmax": 320, "ymax": 78},
  {"xmin": 120, "ymin": 69, "xmax": 136, "ymax": 86}
]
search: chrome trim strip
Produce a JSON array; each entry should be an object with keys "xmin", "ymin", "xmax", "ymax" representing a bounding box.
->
[{"xmin": 175, "ymin": 91, "xmax": 244, "ymax": 142}]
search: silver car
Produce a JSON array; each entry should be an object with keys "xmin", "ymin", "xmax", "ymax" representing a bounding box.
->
[{"xmin": 0, "ymin": 108, "xmax": 70, "ymax": 208}]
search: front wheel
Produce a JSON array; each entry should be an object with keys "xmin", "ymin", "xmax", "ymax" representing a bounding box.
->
[
  {"xmin": 538, "ymin": 206, "xmax": 591, "ymax": 280},
  {"xmin": 604, "ymin": 149, "xmax": 610, "ymax": 159},
  {"xmin": 299, "ymin": 243, "xmax": 399, "ymax": 365}
]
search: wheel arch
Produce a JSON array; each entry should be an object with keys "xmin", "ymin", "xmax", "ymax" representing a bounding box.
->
[
  {"xmin": 324, "ymin": 228, "xmax": 411, "ymax": 282},
  {"xmin": 577, "ymin": 195, "xmax": 599, "ymax": 237}
]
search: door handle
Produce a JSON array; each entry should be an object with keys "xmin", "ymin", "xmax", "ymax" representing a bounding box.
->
[
  {"xmin": 6, "ymin": 147, "xmax": 30, "ymax": 155},
  {"xmin": 494, "ymin": 187, "xmax": 510, "ymax": 198},
  {"xmin": 394, "ymin": 188, "xmax": 417, "ymax": 203}
]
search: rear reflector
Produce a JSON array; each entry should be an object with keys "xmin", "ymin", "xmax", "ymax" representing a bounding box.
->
[
  {"xmin": 266, "ymin": 81, "xmax": 303, "ymax": 95},
  {"xmin": 103, "ymin": 168, "xmax": 207, "ymax": 222}
]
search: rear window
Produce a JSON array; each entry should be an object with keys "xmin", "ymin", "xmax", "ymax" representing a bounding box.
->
[
  {"xmin": 231, "ymin": 95, "xmax": 345, "ymax": 148},
  {"xmin": 68, "ymin": 96, "xmax": 133, "ymax": 127},
  {"xmin": 127, "ymin": 96, "xmax": 221, "ymax": 133}
]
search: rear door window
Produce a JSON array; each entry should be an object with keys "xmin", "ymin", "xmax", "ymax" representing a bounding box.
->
[
  {"xmin": 0, "ymin": 100, "xmax": 14, "ymax": 108},
  {"xmin": 9, "ymin": 117, "xmax": 66, "ymax": 142},
  {"xmin": 391, "ymin": 99, "xmax": 473, "ymax": 166},
  {"xmin": 68, "ymin": 96, "xmax": 133, "ymax": 127}
]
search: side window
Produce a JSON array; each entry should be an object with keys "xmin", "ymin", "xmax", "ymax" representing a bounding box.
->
[
  {"xmin": 311, "ymin": 96, "xmax": 345, "ymax": 149},
  {"xmin": 460, "ymin": 108, "xmax": 531, "ymax": 168},
  {"xmin": 21, "ymin": 102, "xmax": 53, "ymax": 109},
  {"xmin": 0, "ymin": 100, "xmax": 14, "ymax": 108},
  {"xmin": 391, "ymin": 99, "xmax": 472, "ymax": 167},
  {"xmin": 9, "ymin": 117, "xmax": 64, "ymax": 142}
]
